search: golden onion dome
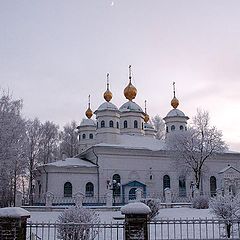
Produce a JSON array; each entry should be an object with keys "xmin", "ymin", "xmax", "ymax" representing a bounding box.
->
[
  {"xmin": 144, "ymin": 113, "xmax": 150, "ymax": 123},
  {"xmin": 85, "ymin": 107, "xmax": 93, "ymax": 119},
  {"xmin": 124, "ymin": 82, "xmax": 137, "ymax": 101},
  {"xmin": 103, "ymin": 89, "xmax": 112, "ymax": 102},
  {"xmin": 171, "ymin": 96, "xmax": 179, "ymax": 109}
]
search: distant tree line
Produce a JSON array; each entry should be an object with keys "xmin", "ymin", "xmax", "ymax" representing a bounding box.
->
[{"xmin": 0, "ymin": 90, "xmax": 79, "ymax": 207}]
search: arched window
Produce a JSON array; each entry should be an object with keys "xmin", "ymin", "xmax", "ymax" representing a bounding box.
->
[
  {"xmin": 82, "ymin": 134, "xmax": 86, "ymax": 139},
  {"xmin": 171, "ymin": 125, "xmax": 175, "ymax": 131},
  {"xmin": 129, "ymin": 188, "xmax": 137, "ymax": 200},
  {"xmin": 180, "ymin": 125, "xmax": 184, "ymax": 131},
  {"xmin": 117, "ymin": 122, "xmax": 119, "ymax": 129},
  {"xmin": 166, "ymin": 126, "xmax": 169, "ymax": 133},
  {"xmin": 112, "ymin": 174, "xmax": 121, "ymax": 196},
  {"xmin": 85, "ymin": 182, "xmax": 94, "ymax": 197},
  {"xmin": 64, "ymin": 182, "xmax": 72, "ymax": 197},
  {"xmin": 109, "ymin": 120, "xmax": 114, "ymax": 128},
  {"xmin": 210, "ymin": 176, "xmax": 217, "ymax": 197},
  {"xmin": 97, "ymin": 122, "xmax": 98, "ymax": 129},
  {"xmin": 101, "ymin": 120, "xmax": 105, "ymax": 128},
  {"xmin": 185, "ymin": 127, "xmax": 187, "ymax": 131},
  {"xmin": 179, "ymin": 176, "xmax": 186, "ymax": 197},
  {"xmin": 89, "ymin": 133, "xmax": 93, "ymax": 139},
  {"xmin": 134, "ymin": 120, "xmax": 138, "ymax": 128},
  {"xmin": 124, "ymin": 120, "xmax": 128, "ymax": 128},
  {"xmin": 142, "ymin": 122, "xmax": 144, "ymax": 130},
  {"xmin": 163, "ymin": 175, "xmax": 170, "ymax": 190}
]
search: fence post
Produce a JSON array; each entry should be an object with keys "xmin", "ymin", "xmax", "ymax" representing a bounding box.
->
[
  {"xmin": 45, "ymin": 192, "xmax": 53, "ymax": 207},
  {"xmin": 121, "ymin": 202, "xmax": 151, "ymax": 240},
  {"xmin": 74, "ymin": 192, "xmax": 84, "ymax": 207},
  {"xmin": 15, "ymin": 191, "xmax": 23, "ymax": 207},
  {"xmin": 136, "ymin": 188, "xmax": 143, "ymax": 201},
  {"xmin": 106, "ymin": 190, "xmax": 113, "ymax": 206},
  {"xmin": 0, "ymin": 207, "xmax": 30, "ymax": 240},
  {"xmin": 164, "ymin": 188, "xmax": 172, "ymax": 207}
]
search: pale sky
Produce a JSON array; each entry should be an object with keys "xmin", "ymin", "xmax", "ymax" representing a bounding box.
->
[{"xmin": 0, "ymin": 1, "xmax": 240, "ymax": 151}]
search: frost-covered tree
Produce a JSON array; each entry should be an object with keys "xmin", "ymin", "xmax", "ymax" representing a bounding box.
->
[
  {"xmin": 210, "ymin": 195, "xmax": 240, "ymax": 238},
  {"xmin": 39, "ymin": 121, "xmax": 59, "ymax": 164},
  {"xmin": 59, "ymin": 121, "xmax": 79, "ymax": 158},
  {"xmin": 25, "ymin": 118, "xmax": 44, "ymax": 204},
  {"xmin": 167, "ymin": 109, "xmax": 227, "ymax": 190},
  {"xmin": 151, "ymin": 115, "xmax": 165, "ymax": 140},
  {"xmin": 57, "ymin": 206, "xmax": 100, "ymax": 240},
  {"xmin": 0, "ymin": 90, "xmax": 27, "ymax": 207}
]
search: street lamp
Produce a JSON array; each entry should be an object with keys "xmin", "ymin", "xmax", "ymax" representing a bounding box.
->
[{"xmin": 107, "ymin": 179, "xmax": 121, "ymax": 205}]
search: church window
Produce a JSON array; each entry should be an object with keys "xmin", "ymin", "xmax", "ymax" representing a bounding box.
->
[
  {"xmin": 163, "ymin": 175, "xmax": 170, "ymax": 190},
  {"xmin": 89, "ymin": 133, "xmax": 93, "ymax": 139},
  {"xmin": 97, "ymin": 122, "xmax": 98, "ymax": 128},
  {"xmin": 109, "ymin": 120, "xmax": 114, "ymax": 128},
  {"xmin": 166, "ymin": 126, "xmax": 169, "ymax": 133},
  {"xmin": 117, "ymin": 122, "xmax": 119, "ymax": 129},
  {"xmin": 112, "ymin": 174, "xmax": 121, "ymax": 196},
  {"xmin": 179, "ymin": 176, "xmax": 186, "ymax": 197},
  {"xmin": 185, "ymin": 127, "xmax": 187, "ymax": 131},
  {"xmin": 85, "ymin": 182, "xmax": 94, "ymax": 197},
  {"xmin": 210, "ymin": 176, "xmax": 217, "ymax": 197},
  {"xmin": 180, "ymin": 125, "xmax": 184, "ymax": 131},
  {"xmin": 171, "ymin": 125, "xmax": 175, "ymax": 131},
  {"xmin": 134, "ymin": 120, "xmax": 138, "ymax": 128},
  {"xmin": 64, "ymin": 182, "xmax": 72, "ymax": 197},
  {"xmin": 124, "ymin": 120, "xmax": 128, "ymax": 128},
  {"xmin": 82, "ymin": 134, "xmax": 86, "ymax": 139},
  {"xmin": 142, "ymin": 122, "xmax": 144, "ymax": 130},
  {"xmin": 129, "ymin": 188, "xmax": 137, "ymax": 200},
  {"xmin": 101, "ymin": 120, "xmax": 105, "ymax": 128}
]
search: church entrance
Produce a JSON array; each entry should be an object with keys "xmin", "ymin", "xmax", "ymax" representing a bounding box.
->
[{"xmin": 122, "ymin": 180, "xmax": 146, "ymax": 204}]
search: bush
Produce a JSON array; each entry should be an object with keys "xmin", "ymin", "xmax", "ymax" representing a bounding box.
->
[
  {"xmin": 192, "ymin": 195, "xmax": 209, "ymax": 209},
  {"xmin": 140, "ymin": 198, "xmax": 160, "ymax": 219},
  {"xmin": 57, "ymin": 206, "xmax": 100, "ymax": 240}
]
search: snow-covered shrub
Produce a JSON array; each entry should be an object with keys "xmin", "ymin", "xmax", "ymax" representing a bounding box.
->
[
  {"xmin": 57, "ymin": 206, "xmax": 100, "ymax": 240},
  {"xmin": 140, "ymin": 198, "xmax": 160, "ymax": 219},
  {"xmin": 210, "ymin": 194, "xmax": 240, "ymax": 238},
  {"xmin": 192, "ymin": 195, "xmax": 209, "ymax": 209}
]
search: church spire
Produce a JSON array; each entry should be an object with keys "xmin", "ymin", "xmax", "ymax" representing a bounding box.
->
[
  {"xmin": 171, "ymin": 81, "xmax": 179, "ymax": 109},
  {"xmin": 103, "ymin": 73, "xmax": 113, "ymax": 102},
  {"xmin": 124, "ymin": 65, "xmax": 137, "ymax": 101},
  {"xmin": 85, "ymin": 94, "xmax": 93, "ymax": 119},
  {"xmin": 144, "ymin": 100, "xmax": 150, "ymax": 123}
]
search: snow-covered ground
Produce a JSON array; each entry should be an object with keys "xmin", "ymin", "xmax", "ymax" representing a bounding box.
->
[{"xmin": 28, "ymin": 207, "xmax": 214, "ymax": 223}]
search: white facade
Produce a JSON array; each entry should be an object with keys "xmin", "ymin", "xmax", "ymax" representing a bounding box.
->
[{"xmin": 35, "ymin": 79, "xmax": 240, "ymax": 205}]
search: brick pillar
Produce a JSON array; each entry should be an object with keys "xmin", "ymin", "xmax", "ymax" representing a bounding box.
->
[
  {"xmin": 0, "ymin": 207, "xmax": 30, "ymax": 240},
  {"xmin": 121, "ymin": 202, "xmax": 151, "ymax": 240}
]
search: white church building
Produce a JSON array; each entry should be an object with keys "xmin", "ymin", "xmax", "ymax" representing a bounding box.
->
[{"xmin": 35, "ymin": 68, "xmax": 240, "ymax": 206}]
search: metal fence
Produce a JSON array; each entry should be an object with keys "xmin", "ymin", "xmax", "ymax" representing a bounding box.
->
[
  {"xmin": 149, "ymin": 218, "xmax": 240, "ymax": 240},
  {"xmin": 27, "ymin": 219, "xmax": 240, "ymax": 240},
  {"xmin": 27, "ymin": 222, "xmax": 124, "ymax": 240}
]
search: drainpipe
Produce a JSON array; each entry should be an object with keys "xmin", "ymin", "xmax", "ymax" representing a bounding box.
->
[
  {"xmin": 92, "ymin": 147, "xmax": 100, "ymax": 202},
  {"xmin": 43, "ymin": 165, "xmax": 48, "ymax": 193}
]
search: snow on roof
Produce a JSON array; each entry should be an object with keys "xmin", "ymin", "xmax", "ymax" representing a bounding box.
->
[
  {"xmin": 166, "ymin": 109, "xmax": 187, "ymax": 118},
  {"xmin": 0, "ymin": 207, "xmax": 30, "ymax": 218},
  {"xmin": 79, "ymin": 118, "xmax": 96, "ymax": 127},
  {"xmin": 96, "ymin": 134, "xmax": 166, "ymax": 151},
  {"xmin": 96, "ymin": 102, "xmax": 118, "ymax": 111},
  {"xmin": 119, "ymin": 101, "xmax": 143, "ymax": 112},
  {"xmin": 219, "ymin": 165, "xmax": 240, "ymax": 174},
  {"xmin": 121, "ymin": 202, "xmax": 151, "ymax": 214},
  {"xmin": 45, "ymin": 158, "xmax": 96, "ymax": 168}
]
